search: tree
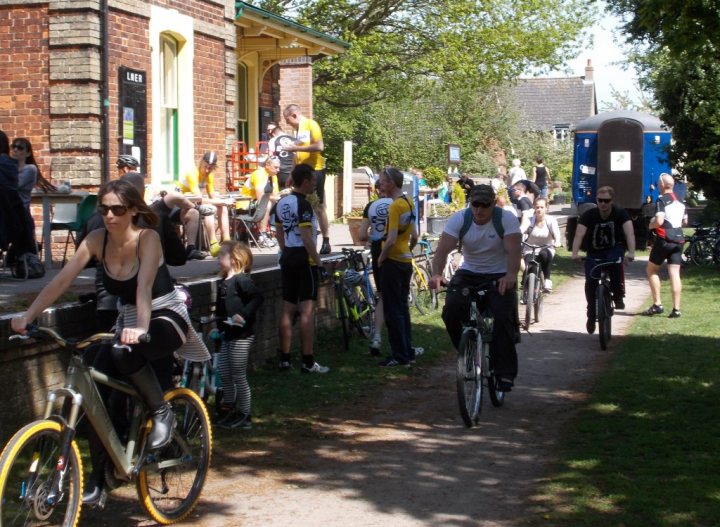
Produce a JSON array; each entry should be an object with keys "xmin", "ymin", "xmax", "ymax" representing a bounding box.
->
[
  {"xmin": 606, "ymin": 0, "xmax": 720, "ymax": 200},
  {"xmin": 259, "ymin": 0, "xmax": 596, "ymax": 107}
]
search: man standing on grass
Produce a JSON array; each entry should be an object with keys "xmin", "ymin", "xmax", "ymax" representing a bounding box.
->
[
  {"xmin": 272, "ymin": 163, "xmax": 329, "ymax": 374},
  {"xmin": 376, "ymin": 167, "xmax": 420, "ymax": 367},
  {"xmin": 643, "ymin": 173, "xmax": 687, "ymax": 318},
  {"xmin": 281, "ymin": 104, "xmax": 332, "ymax": 254}
]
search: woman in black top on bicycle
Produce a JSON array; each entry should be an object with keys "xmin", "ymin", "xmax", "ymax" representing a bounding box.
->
[{"xmin": 11, "ymin": 179, "xmax": 210, "ymax": 501}]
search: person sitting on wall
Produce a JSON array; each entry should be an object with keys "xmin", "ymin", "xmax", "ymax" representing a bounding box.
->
[
  {"xmin": 177, "ymin": 151, "xmax": 232, "ymax": 257},
  {"xmin": 117, "ymin": 155, "xmax": 207, "ymax": 260}
]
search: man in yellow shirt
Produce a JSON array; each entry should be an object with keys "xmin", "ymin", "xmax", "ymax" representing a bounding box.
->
[
  {"xmin": 177, "ymin": 151, "xmax": 232, "ymax": 256},
  {"xmin": 241, "ymin": 156, "xmax": 281, "ymax": 247},
  {"xmin": 377, "ymin": 167, "xmax": 419, "ymax": 367},
  {"xmin": 282, "ymin": 104, "xmax": 331, "ymax": 254}
]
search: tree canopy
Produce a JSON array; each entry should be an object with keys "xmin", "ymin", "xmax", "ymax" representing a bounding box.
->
[
  {"xmin": 607, "ymin": 0, "xmax": 720, "ymax": 200},
  {"xmin": 259, "ymin": 0, "xmax": 595, "ymax": 107}
]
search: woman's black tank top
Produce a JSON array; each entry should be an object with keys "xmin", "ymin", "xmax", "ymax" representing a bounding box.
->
[
  {"xmin": 535, "ymin": 166, "xmax": 548, "ymax": 187},
  {"xmin": 101, "ymin": 229, "xmax": 174, "ymax": 304}
]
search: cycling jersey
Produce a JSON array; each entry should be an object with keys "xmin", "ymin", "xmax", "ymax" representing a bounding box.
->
[
  {"xmin": 383, "ymin": 195, "xmax": 415, "ymax": 263},
  {"xmin": 272, "ymin": 191, "xmax": 318, "ymax": 265},
  {"xmin": 242, "ymin": 167, "xmax": 279, "ymax": 198},
  {"xmin": 363, "ymin": 197, "xmax": 393, "ymax": 242},
  {"xmin": 294, "ymin": 118, "xmax": 324, "ymax": 170},
  {"xmin": 654, "ymin": 192, "xmax": 686, "ymax": 243},
  {"xmin": 177, "ymin": 167, "xmax": 215, "ymax": 196}
]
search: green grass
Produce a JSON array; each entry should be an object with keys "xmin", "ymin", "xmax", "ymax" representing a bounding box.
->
[{"xmin": 527, "ymin": 266, "xmax": 720, "ymax": 527}]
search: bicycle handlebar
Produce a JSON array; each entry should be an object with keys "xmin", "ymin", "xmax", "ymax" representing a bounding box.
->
[{"xmin": 9, "ymin": 325, "xmax": 150, "ymax": 349}]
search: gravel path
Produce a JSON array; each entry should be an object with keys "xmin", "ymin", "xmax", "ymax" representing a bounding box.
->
[{"xmin": 87, "ymin": 260, "xmax": 650, "ymax": 527}]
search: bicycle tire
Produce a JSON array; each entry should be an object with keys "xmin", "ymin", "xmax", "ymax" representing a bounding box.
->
[
  {"xmin": 456, "ymin": 329, "xmax": 482, "ymax": 428},
  {"xmin": 137, "ymin": 388, "xmax": 212, "ymax": 525},
  {"xmin": 0, "ymin": 419, "xmax": 83, "ymax": 527},
  {"xmin": 690, "ymin": 239, "xmax": 714, "ymax": 266},
  {"xmin": 534, "ymin": 271, "xmax": 544, "ymax": 323},
  {"xmin": 597, "ymin": 284, "xmax": 612, "ymax": 350},
  {"xmin": 188, "ymin": 363, "xmax": 203, "ymax": 401},
  {"xmin": 412, "ymin": 264, "xmax": 434, "ymax": 311},
  {"xmin": 524, "ymin": 272, "xmax": 536, "ymax": 329}
]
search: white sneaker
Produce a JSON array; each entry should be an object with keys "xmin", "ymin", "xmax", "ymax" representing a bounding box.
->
[
  {"xmin": 301, "ymin": 362, "xmax": 330, "ymax": 374},
  {"xmin": 544, "ymin": 279, "xmax": 552, "ymax": 291}
]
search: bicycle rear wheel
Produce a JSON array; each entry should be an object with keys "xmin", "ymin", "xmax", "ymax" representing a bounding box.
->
[
  {"xmin": 137, "ymin": 388, "xmax": 212, "ymax": 525},
  {"xmin": 524, "ymin": 272, "xmax": 536, "ymax": 329},
  {"xmin": 690, "ymin": 239, "xmax": 714, "ymax": 266},
  {"xmin": 534, "ymin": 271, "xmax": 544, "ymax": 323},
  {"xmin": 487, "ymin": 374, "xmax": 506, "ymax": 407},
  {"xmin": 456, "ymin": 329, "xmax": 482, "ymax": 427},
  {"xmin": 0, "ymin": 419, "xmax": 83, "ymax": 527},
  {"xmin": 597, "ymin": 284, "xmax": 612, "ymax": 350}
]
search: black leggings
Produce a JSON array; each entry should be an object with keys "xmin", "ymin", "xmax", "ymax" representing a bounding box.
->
[
  {"xmin": 112, "ymin": 309, "xmax": 188, "ymax": 376},
  {"xmin": 523, "ymin": 249, "xmax": 553, "ymax": 279}
]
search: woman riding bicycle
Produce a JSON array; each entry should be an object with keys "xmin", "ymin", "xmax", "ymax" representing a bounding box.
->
[
  {"xmin": 11, "ymin": 179, "xmax": 210, "ymax": 502},
  {"xmin": 521, "ymin": 197, "xmax": 561, "ymax": 292}
]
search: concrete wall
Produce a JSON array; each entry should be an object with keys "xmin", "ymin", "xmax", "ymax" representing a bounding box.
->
[{"xmin": 0, "ymin": 265, "xmax": 337, "ymax": 443}]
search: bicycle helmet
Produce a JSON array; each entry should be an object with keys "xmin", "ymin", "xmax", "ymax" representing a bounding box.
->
[
  {"xmin": 116, "ymin": 154, "xmax": 140, "ymax": 169},
  {"xmin": 174, "ymin": 284, "xmax": 193, "ymax": 310},
  {"xmin": 342, "ymin": 269, "xmax": 365, "ymax": 287}
]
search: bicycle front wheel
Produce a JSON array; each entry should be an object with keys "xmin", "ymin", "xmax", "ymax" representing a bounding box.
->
[
  {"xmin": 597, "ymin": 284, "xmax": 612, "ymax": 350},
  {"xmin": 534, "ymin": 271, "xmax": 544, "ymax": 323},
  {"xmin": 524, "ymin": 273, "xmax": 536, "ymax": 329},
  {"xmin": 348, "ymin": 286, "xmax": 375, "ymax": 340},
  {"xmin": 456, "ymin": 329, "xmax": 482, "ymax": 428},
  {"xmin": 0, "ymin": 420, "xmax": 83, "ymax": 527},
  {"xmin": 137, "ymin": 388, "xmax": 212, "ymax": 525},
  {"xmin": 690, "ymin": 239, "xmax": 714, "ymax": 266},
  {"xmin": 336, "ymin": 285, "xmax": 351, "ymax": 351}
]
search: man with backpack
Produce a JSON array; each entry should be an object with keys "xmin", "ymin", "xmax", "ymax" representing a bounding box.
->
[{"xmin": 430, "ymin": 184, "xmax": 522, "ymax": 391}]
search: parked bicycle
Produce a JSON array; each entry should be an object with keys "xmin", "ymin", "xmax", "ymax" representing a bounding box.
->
[
  {"xmin": 410, "ymin": 237, "xmax": 438, "ymax": 312},
  {"xmin": 179, "ymin": 315, "xmax": 224, "ymax": 418},
  {"xmin": 682, "ymin": 221, "xmax": 720, "ymax": 266},
  {"xmin": 0, "ymin": 326, "xmax": 212, "ymax": 525},
  {"xmin": 585, "ymin": 257, "xmax": 622, "ymax": 350},
  {"xmin": 456, "ymin": 281, "xmax": 505, "ymax": 428},
  {"xmin": 326, "ymin": 251, "xmax": 376, "ymax": 351},
  {"xmin": 520, "ymin": 242, "xmax": 552, "ymax": 329}
]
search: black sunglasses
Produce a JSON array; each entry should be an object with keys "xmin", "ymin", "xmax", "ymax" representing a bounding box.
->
[
  {"xmin": 11, "ymin": 144, "xmax": 26, "ymax": 151},
  {"xmin": 597, "ymin": 198, "xmax": 612, "ymax": 204},
  {"xmin": 98, "ymin": 204, "xmax": 129, "ymax": 216},
  {"xmin": 471, "ymin": 201, "xmax": 493, "ymax": 209}
]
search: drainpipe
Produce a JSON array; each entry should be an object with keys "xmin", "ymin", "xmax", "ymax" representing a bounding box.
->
[{"xmin": 100, "ymin": 0, "xmax": 110, "ymax": 184}]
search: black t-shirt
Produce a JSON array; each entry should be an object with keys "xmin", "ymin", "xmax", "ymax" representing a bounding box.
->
[{"xmin": 579, "ymin": 206, "xmax": 631, "ymax": 253}]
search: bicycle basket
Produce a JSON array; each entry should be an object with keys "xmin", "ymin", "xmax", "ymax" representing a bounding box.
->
[{"xmin": 342, "ymin": 269, "xmax": 365, "ymax": 287}]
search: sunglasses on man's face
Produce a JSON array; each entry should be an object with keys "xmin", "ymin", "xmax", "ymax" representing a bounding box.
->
[
  {"xmin": 98, "ymin": 204, "xmax": 129, "ymax": 216},
  {"xmin": 471, "ymin": 201, "xmax": 493, "ymax": 209},
  {"xmin": 597, "ymin": 198, "xmax": 612, "ymax": 204}
]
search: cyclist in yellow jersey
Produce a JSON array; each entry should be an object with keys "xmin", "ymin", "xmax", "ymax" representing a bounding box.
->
[
  {"xmin": 177, "ymin": 151, "xmax": 232, "ymax": 256},
  {"xmin": 377, "ymin": 167, "xmax": 419, "ymax": 367},
  {"xmin": 282, "ymin": 104, "xmax": 332, "ymax": 254},
  {"xmin": 241, "ymin": 157, "xmax": 281, "ymax": 247}
]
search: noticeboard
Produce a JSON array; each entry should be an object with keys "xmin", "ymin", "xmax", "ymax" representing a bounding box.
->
[
  {"xmin": 448, "ymin": 144, "xmax": 461, "ymax": 165},
  {"xmin": 118, "ymin": 66, "xmax": 148, "ymax": 175}
]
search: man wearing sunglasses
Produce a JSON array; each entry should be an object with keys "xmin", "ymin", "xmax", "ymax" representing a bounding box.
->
[
  {"xmin": 571, "ymin": 186, "xmax": 636, "ymax": 334},
  {"xmin": 430, "ymin": 185, "xmax": 522, "ymax": 392}
]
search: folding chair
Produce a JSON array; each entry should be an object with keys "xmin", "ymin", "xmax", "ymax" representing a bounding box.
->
[
  {"xmin": 50, "ymin": 194, "xmax": 98, "ymax": 265},
  {"xmin": 233, "ymin": 192, "xmax": 272, "ymax": 249}
]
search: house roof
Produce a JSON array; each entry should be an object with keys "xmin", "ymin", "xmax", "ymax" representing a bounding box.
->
[
  {"xmin": 512, "ymin": 76, "xmax": 596, "ymax": 131},
  {"xmin": 235, "ymin": 1, "xmax": 349, "ymax": 57}
]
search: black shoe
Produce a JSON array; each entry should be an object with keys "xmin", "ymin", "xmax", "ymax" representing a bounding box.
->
[
  {"xmin": 187, "ymin": 249, "xmax": 208, "ymax": 260},
  {"xmin": 147, "ymin": 403, "xmax": 175, "ymax": 450},
  {"xmin": 586, "ymin": 317, "xmax": 596, "ymax": 334},
  {"xmin": 497, "ymin": 378, "xmax": 514, "ymax": 392},
  {"xmin": 642, "ymin": 304, "xmax": 664, "ymax": 316},
  {"xmin": 668, "ymin": 309, "xmax": 681, "ymax": 318},
  {"xmin": 614, "ymin": 298, "xmax": 625, "ymax": 310},
  {"xmin": 320, "ymin": 240, "xmax": 331, "ymax": 254},
  {"xmin": 82, "ymin": 485, "xmax": 107, "ymax": 508},
  {"xmin": 369, "ymin": 346, "xmax": 381, "ymax": 356},
  {"xmin": 220, "ymin": 412, "xmax": 252, "ymax": 430}
]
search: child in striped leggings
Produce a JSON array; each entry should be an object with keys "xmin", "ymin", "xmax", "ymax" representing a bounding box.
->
[{"xmin": 215, "ymin": 241, "xmax": 264, "ymax": 429}]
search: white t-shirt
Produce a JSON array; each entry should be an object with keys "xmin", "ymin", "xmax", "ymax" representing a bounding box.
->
[
  {"xmin": 444, "ymin": 208, "xmax": 520, "ymax": 274},
  {"xmin": 509, "ymin": 167, "xmax": 526, "ymax": 186},
  {"xmin": 523, "ymin": 215, "xmax": 561, "ymax": 256}
]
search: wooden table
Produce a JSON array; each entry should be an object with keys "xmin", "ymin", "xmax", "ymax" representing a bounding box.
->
[{"xmin": 30, "ymin": 191, "xmax": 89, "ymax": 268}]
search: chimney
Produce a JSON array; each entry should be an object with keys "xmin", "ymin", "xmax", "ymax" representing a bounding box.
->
[{"xmin": 584, "ymin": 59, "xmax": 594, "ymax": 83}]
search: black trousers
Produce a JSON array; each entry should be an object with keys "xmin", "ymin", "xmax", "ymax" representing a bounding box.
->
[{"xmin": 441, "ymin": 270, "xmax": 519, "ymax": 379}]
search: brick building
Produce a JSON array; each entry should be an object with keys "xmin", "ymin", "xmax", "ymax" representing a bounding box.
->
[{"xmin": 0, "ymin": 0, "xmax": 346, "ymax": 195}]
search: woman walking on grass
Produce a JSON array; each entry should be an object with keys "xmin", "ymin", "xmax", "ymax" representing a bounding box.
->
[{"xmin": 215, "ymin": 241, "xmax": 264, "ymax": 429}]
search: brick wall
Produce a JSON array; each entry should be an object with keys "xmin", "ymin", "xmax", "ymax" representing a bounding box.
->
[
  {"xmin": 0, "ymin": 265, "xmax": 337, "ymax": 443},
  {"xmin": 278, "ymin": 56, "xmax": 314, "ymax": 118}
]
